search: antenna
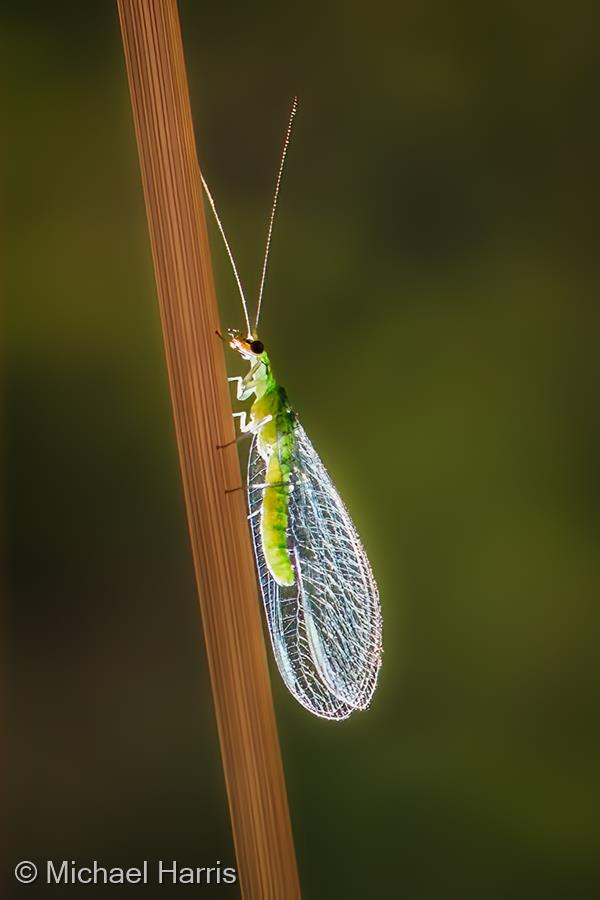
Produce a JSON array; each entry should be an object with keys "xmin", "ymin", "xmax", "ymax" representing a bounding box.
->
[
  {"xmin": 254, "ymin": 96, "xmax": 298, "ymax": 333},
  {"xmin": 200, "ymin": 172, "xmax": 252, "ymax": 338}
]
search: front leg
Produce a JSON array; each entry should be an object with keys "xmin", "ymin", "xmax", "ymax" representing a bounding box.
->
[
  {"xmin": 228, "ymin": 376, "xmax": 255, "ymax": 402},
  {"xmin": 228, "ymin": 359, "xmax": 264, "ymax": 400}
]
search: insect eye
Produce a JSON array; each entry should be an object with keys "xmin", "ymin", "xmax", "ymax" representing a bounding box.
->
[{"xmin": 250, "ymin": 340, "xmax": 264, "ymax": 354}]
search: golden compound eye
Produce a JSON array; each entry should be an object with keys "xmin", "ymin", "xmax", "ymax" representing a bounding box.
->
[{"xmin": 250, "ymin": 340, "xmax": 264, "ymax": 354}]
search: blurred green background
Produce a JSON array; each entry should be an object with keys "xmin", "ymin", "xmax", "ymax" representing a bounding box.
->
[{"xmin": 5, "ymin": 1, "xmax": 600, "ymax": 897}]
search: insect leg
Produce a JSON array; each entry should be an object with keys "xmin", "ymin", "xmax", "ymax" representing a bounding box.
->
[
  {"xmin": 216, "ymin": 411, "xmax": 250, "ymax": 451},
  {"xmin": 235, "ymin": 411, "xmax": 250, "ymax": 432},
  {"xmin": 216, "ymin": 413, "xmax": 272, "ymax": 452},
  {"xmin": 228, "ymin": 376, "xmax": 254, "ymax": 401},
  {"xmin": 251, "ymin": 414, "xmax": 273, "ymax": 433},
  {"xmin": 234, "ymin": 412, "xmax": 272, "ymax": 434},
  {"xmin": 216, "ymin": 431, "xmax": 254, "ymax": 450}
]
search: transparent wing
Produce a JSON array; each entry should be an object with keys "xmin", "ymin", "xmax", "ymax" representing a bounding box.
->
[{"xmin": 248, "ymin": 423, "xmax": 382, "ymax": 720}]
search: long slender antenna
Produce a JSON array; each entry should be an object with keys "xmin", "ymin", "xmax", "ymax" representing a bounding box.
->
[
  {"xmin": 200, "ymin": 172, "xmax": 252, "ymax": 338},
  {"xmin": 255, "ymin": 96, "xmax": 298, "ymax": 333}
]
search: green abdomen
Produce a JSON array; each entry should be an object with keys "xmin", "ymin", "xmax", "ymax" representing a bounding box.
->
[
  {"xmin": 261, "ymin": 463, "xmax": 294, "ymax": 587},
  {"xmin": 253, "ymin": 385, "xmax": 295, "ymax": 587}
]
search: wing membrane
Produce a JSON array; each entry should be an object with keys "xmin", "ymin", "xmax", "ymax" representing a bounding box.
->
[{"xmin": 248, "ymin": 423, "xmax": 382, "ymax": 719}]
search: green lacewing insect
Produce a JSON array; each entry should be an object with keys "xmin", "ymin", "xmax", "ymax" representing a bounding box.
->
[{"xmin": 202, "ymin": 98, "xmax": 382, "ymax": 719}]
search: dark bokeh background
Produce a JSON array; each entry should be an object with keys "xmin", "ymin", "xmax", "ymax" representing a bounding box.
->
[{"xmin": 5, "ymin": 2, "xmax": 600, "ymax": 897}]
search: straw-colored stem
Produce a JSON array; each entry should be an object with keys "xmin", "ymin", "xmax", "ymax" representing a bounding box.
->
[{"xmin": 116, "ymin": 2, "xmax": 301, "ymax": 897}]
